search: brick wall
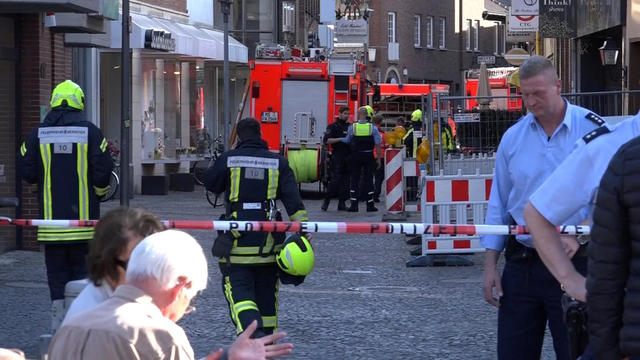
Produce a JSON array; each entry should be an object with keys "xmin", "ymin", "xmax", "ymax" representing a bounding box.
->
[{"xmin": 15, "ymin": 13, "xmax": 72, "ymax": 251}]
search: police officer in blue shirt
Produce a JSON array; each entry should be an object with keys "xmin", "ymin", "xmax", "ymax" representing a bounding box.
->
[
  {"xmin": 341, "ymin": 106, "xmax": 382, "ymax": 212},
  {"xmin": 525, "ymin": 114, "xmax": 640, "ymax": 301},
  {"xmin": 481, "ymin": 55, "xmax": 604, "ymax": 360}
]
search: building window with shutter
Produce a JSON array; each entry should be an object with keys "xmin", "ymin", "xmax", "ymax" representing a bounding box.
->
[
  {"xmin": 438, "ymin": 17, "xmax": 446, "ymax": 49},
  {"xmin": 425, "ymin": 16, "xmax": 433, "ymax": 48},
  {"xmin": 388, "ymin": 12, "xmax": 396, "ymax": 43},
  {"xmin": 414, "ymin": 15, "xmax": 421, "ymax": 48}
]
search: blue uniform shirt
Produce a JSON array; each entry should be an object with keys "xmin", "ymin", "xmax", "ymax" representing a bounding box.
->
[
  {"xmin": 530, "ymin": 114, "xmax": 640, "ymax": 226},
  {"xmin": 481, "ymin": 101, "xmax": 602, "ymax": 251},
  {"xmin": 342, "ymin": 121, "xmax": 382, "ymax": 145}
]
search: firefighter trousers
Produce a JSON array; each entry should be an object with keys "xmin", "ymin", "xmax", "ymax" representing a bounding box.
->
[
  {"xmin": 44, "ymin": 242, "xmax": 89, "ymax": 301},
  {"xmin": 219, "ymin": 263, "xmax": 279, "ymax": 338},
  {"xmin": 350, "ymin": 151, "xmax": 375, "ymax": 203},
  {"xmin": 326, "ymin": 154, "xmax": 349, "ymax": 201}
]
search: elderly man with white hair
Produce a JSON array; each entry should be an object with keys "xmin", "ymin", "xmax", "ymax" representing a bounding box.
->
[{"xmin": 48, "ymin": 230, "xmax": 293, "ymax": 360}]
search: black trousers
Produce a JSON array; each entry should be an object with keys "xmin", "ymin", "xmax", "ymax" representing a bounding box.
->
[
  {"xmin": 350, "ymin": 151, "xmax": 375, "ymax": 203},
  {"xmin": 325, "ymin": 154, "xmax": 349, "ymax": 201},
  {"xmin": 219, "ymin": 263, "xmax": 279, "ymax": 337},
  {"xmin": 44, "ymin": 242, "xmax": 89, "ymax": 301},
  {"xmin": 498, "ymin": 249, "xmax": 587, "ymax": 360}
]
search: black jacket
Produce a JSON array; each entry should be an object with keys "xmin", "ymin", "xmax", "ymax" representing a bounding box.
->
[
  {"xmin": 20, "ymin": 107, "xmax": 113, "ymax": 242},
  {"xmin": 323, "ymin": 120, "xmax": 350, "ymax": 158},
  {"xmin": 203, "ymin": 137, "xmax": 308, "ymax": 264},
  {"xmin": 587, "ymin": 136, "xmax": 640, "ymax": 359}
]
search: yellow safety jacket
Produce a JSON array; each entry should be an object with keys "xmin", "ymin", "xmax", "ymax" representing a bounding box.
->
[
  {"xmin": 204, "ymin": 137, "xmax": 308, "ymax": 265},
  {"xmin": 20, "ymin": 108, "xmax": 113, "ymax": 242}
]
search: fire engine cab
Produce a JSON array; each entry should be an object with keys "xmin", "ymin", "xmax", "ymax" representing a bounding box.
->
[
  {"xmin": 247, "ymin": 44, "xmax": 366, "ymax": 184},
  {"xmin": 464, "ymin": 66, "xmax": 522, "ymax": 111}
]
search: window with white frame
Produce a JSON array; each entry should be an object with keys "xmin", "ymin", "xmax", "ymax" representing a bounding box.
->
[
  {"xmin": 438, "ymin": 17, "xmax": 446, "ymax": 49},
  {"xmin": 425, "ymin": 16, "xmax": 433, "ymax": 48},
  {"xmin": 414, "ymin": 15, "xmax": 421, "ymax": 47},
  {"xmin": 474, "ymin": 20, "xmax": 480, "ymax": 51},
  {"xmin": 466, "ymin": 19, "xmax": 472, "ymax": 50},
  {"xmin": 388, "ymin": 12, "xmax": 396, "ymax": 43}
]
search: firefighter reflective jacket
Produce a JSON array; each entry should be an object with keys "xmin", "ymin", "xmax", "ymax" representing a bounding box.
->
[
  {"xmin": 204, "ymin": 137, "xmax": 309, "ymax": 265},
  {"xmin": 20, "ymin": 108, "xmax": 113, "ymax": 242},
  {"xmin": 352, "ymin": 122, "xmax": 374, "ymax": 152}
]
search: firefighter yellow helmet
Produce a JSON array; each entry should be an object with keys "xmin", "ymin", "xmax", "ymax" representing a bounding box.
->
[
  {"xmin": 50, "ymin": 80, "xmax": 85, "ymax": 111},
  {"xmin": 411, "ymin": 109, "xmax": 422, "ymax": 122},
  {"xmin": 365, "ymin": 105, "xmax": 374, "ymax": 119},
  {"xmin": 276, "ymin": 234, "xmax": 314, "ymax": 276},
  {"xmin": 416, "ymin": 139, "xmax": 431, "ymax": 163},
  {"xmin": 393, "ymin": 125, "xmax": 407, "ymax": 139}
]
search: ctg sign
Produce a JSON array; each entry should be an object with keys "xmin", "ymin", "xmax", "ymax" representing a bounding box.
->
[
  {"xmin": 144, "ymin": 29, "xmax": 176, "ymax": 52},
  {"xmin": 511, "ymin": 0, "xmax": 539, "ymax": 15},
  {"xmin": 508, "ymin": 10, "xmax": 538, "ymax": 32}
]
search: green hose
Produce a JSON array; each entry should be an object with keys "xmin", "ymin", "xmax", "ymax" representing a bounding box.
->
[{"xmin": 287, "ymin": 149, "xmax": 318, "ymax": 183}]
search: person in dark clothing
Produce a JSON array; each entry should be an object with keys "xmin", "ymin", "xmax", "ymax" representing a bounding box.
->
[
  {"xmin": 204, "ymin": 118, "xmax": 309, "ymax": 339},
  {"xmin": 587, "ymin": 135, "xmax": 640, "ymax": 360},
  {"xmin": 341, "ymin": 106, "xmax": 382, "ymax": 212},
  {"xmin": 372, "ymin": 114, "xmax": 385, "ymax": 203},
  {"xmin": 20, "ymin": 80, "xmax": 113, "ymax": 329},
  {"xmin": 321, "ymin": 106, "xmax": 351, "ymax": 211}
]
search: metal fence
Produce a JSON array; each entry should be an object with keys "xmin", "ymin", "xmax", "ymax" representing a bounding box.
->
[{"xmin": 428, "ymin": 90, "xmax": 640, "ymax": 175}]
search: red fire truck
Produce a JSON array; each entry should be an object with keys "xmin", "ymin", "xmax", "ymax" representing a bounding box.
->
[
  {"xmin": 463, "ymin": 66, "xmax": 522, "ymax": 111},
  {"xmin": 246, "ymin": 44, "xmax": 366, "ymax": 184}
]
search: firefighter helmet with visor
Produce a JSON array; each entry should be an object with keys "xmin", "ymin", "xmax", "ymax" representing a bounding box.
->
[{"xmin": 50, "ymin": 80, "xmax": 85, "ymax": 111}]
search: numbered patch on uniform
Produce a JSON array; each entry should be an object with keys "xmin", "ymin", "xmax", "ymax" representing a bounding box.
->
[
  {"xmin": 53, "ymin": 143, "xmax": 73, "ymax": 154},
  {"xmin": 245, "ymin": 168, "xmax": 265, "ymax": 180}
]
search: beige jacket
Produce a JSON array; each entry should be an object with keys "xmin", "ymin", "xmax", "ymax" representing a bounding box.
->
[{"xmin": 48, "ymin": 285, "xmax": 195, "ymax": 360}]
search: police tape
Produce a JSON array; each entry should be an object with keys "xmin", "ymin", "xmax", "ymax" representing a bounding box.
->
[{"xmin": 0, "ymin": 217, "xmax": 591, "ymax": 236}]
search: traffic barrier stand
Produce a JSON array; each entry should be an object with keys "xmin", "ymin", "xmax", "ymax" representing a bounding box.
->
[
  {"xmin": 434, "ymin": 152, "xmax": 496, "ymax": 176},
  {"xmin": 382, "ymin": 148, "xmax": 407, "ymax": 221},
  {"xmin": 403, "ymin": 158, "xmax": 422, "ymax": 214},
  {"xmin": 407, "ymin": 171, "xmax": 493, "ymax": 267}
]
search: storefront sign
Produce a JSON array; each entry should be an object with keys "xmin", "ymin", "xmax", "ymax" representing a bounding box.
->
[
  {"xmin": 511, "ymin": 0, "xmax": 539, "ymax": 15},
  {"xmin": 454, "ymin": 113, "xmax": 481, "ymax": 123},
  {"xmin": 144, "ymin": 29, "xmax": 175, "ymax": 52},
  {"xmin": 335, "ymin": 19, "xmax": 367, "ymax": 44},
  {"xmin": 539, "ymin": 0, "xmax": 576, "ymax": 38},
  {"xmin": 476, "ymin": 55, "xmax": 496, "ymax": 65},
  {"xmin": 508, "ymin": 11, "xmax": 538, "ymax": 32}
]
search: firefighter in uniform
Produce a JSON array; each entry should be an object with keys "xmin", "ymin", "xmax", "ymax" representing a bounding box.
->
[
  {"xmin": 321, "ymin": 106, "xmax": 351, "ymax": 211},
  {"xmin": 204, "ymin": 118, "xmax": 309, "ymax": 338},
  {"xmin": 19, "ymin": 80, "xmax": 113, "ymax": 314},
  {"xmin": 403, "ymin": 109, "xmax": 423, "ymax": 158},
  {"xmin": 341, "ymin": 106, "xmax": 382, "ymax": 212}
]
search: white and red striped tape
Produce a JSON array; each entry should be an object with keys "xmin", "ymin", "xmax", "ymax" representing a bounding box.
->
[
  {"xmin": 384, "ymin": 148, "xmax": 404, "ymax": 213},
  {"xmin": 0, "ymin": 218, "xmax": 590, "ymax": 236}
]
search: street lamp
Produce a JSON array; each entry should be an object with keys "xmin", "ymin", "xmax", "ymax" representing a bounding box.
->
[
  {"xmin": 599, "ymin": 38, "xmax": 619, "ymax": 66},
  {"xmin": 219, "ymin": 0, "xmax": 232, "ymax": 151}
]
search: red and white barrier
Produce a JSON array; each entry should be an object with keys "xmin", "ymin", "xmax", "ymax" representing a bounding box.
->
[
  {"xmin": 403, "ymin": 159, "xmax": 421, "ymax": 212},
  {"xmin": 0, "ymin": 217, "xmax": 590, "ymax": 235},
  {"xmin": 383, "ymin": 148, "xmax": 405, "ymax": 220},
  {"xmin": 420, "ymin": 173, "xmax": 493, "ymax": 254}
]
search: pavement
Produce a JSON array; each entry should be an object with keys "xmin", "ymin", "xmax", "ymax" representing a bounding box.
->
[{"xmin": 0, "ymin": 186, "xmax": 557, "ymax": 359}]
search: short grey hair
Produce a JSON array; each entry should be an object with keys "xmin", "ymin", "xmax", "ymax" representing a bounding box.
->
[
  {"xmin": 126, "ymin": 230, "xmax": 208, "ymax": 292},
  {"xmin": 519, "ymin": 55, "xmax": 558, "ymax": 81}
]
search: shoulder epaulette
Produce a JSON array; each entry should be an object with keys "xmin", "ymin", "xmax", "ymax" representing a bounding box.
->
[
  {"xmin": 585, "ymin": 112, "xmax": 605, "ymax": 126},
  {"xmin": 582, "ymin": 126, "xmax": 610, "ymax": 144}
]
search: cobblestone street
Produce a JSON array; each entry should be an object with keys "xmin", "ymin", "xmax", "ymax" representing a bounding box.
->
[{"xmin": 0, "ymin": 189, "xmax": 556, "ymax": 359}]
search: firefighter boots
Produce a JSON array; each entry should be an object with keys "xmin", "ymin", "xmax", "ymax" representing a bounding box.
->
[
  {"xmin": 337, "ymin": 200, "xmax": 347, "ymax": 211},
  {"xmin": 366, "ymin": 202, "xmax": 378, "ymax": 212},
  {"xmin": 321, "ymin": 198, "xmax": 330, "ymax": 211},
  {"xmin": 347, "ymin": 201, "xmax": 358, "ymax": 212}
]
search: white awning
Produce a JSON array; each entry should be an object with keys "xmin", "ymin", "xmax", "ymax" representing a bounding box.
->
[{"xmin": 105, "ymin": 13, "xmax": 247, "ymax": 63}]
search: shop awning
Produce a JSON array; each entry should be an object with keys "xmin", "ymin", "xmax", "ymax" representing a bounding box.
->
[{"xmin": 89, "ymin": 13, "xmax": 247, "ymax": 63}]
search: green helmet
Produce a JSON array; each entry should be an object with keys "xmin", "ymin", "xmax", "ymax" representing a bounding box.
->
[
  {"xmin": 50, "ymin": 80, "xmax": 85, "ymax": 111},
  {"xmin": 411, "ymin": 109, "xmax": 422, "ymax": 122},
  {"xmin": 276, "ymin": 234, "xmax": 314, "ymax": 276},
  {"xmin": 365, "ymin": 105, "xmax": 374, "ymax": 119}
]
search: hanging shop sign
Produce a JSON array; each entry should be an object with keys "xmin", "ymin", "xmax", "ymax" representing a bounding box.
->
[{"xmin": 539, "ymin": 0, "xmax": 576, "ymax": 38}]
